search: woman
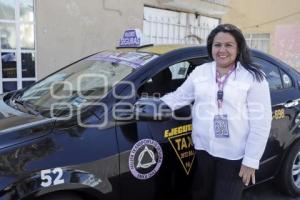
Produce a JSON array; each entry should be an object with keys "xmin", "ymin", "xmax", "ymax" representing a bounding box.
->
[{"xmin": 161, "ymin": 24, "xmax": 272, "ymax": 200}]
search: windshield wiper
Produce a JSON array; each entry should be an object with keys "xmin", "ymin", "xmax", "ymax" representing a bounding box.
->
[{"xmin": 12, "ymin": 99, "xmax": 40, "ymax": 116}]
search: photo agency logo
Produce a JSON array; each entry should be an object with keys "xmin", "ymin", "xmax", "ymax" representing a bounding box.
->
[
  {"xmin": 49, "ymin": 74, "xmax": 136, "ymax": 128},
  {"xmin": 48, "ymin": 73, "xmax": 267, "ymax": 128}
]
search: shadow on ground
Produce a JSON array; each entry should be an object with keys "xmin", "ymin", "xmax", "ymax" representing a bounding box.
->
[{"xmin": 242, "ymin": 181, "xmax": 299, "ymax": 200}]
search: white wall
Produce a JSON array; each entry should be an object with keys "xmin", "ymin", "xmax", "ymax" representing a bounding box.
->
[
  {"xmin": 35, "ymin": 0, "xmax": 223, "ymax": 79},
  {"xmin": 36, "ymin": 0, "xmax": 146, "ymax": 79}
]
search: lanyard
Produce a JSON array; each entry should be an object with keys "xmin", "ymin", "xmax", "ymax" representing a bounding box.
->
[{"xmin": 216, "ymin": 64, "xmax": 236, "ymax": 110}]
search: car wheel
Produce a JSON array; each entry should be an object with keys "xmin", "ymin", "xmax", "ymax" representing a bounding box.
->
[
  {"xmin": 278, "ymin": 140, "xmax": 300, "ymax": 196},
  {"xmin": 37, "ymin": 192, "xmax": 84, "ymax": 200}
]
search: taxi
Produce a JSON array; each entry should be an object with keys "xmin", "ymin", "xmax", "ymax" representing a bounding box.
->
[{"xmin": 0, "ymin": 29, "xmax": 299, "ymax": 200}]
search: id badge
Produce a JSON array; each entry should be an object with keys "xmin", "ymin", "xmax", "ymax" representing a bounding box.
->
[{"xmin": 213, "ymin": 114, "xmax": 230, "ymax": 138}]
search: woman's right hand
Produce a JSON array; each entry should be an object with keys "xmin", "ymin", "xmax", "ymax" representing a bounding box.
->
[{"xmin": 239, "ymin": 164, "xmax": 255, "ymax": 186}]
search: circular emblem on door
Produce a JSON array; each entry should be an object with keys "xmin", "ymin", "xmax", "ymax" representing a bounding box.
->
[{"xmin": 128, "ymin": 139, "xmax": 163, "ymax": 180}]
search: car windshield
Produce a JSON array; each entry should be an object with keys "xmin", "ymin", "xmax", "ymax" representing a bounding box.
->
[{"xmin": 14, "ymin": 51, "xmax": 156, "ymax": 116}]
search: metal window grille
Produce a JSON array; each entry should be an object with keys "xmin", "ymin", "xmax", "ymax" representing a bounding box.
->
[
  {"xmin": 245, "ymin": 33, "xmax": 270, "ymax": 53},
  {"xmin": 0, "ymin": 0, "xmax": 36, "ymax": 94},
  {"xmin": 143, "ymin": 7, "xmax": 219, "ymax": 45}
]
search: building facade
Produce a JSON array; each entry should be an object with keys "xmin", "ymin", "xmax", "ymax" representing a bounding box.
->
[
  {"xmin": 0, "ymin": 0, "xmax": 227, "ymax": 93},
  {"xmin": 3, "ymin": 0, "xmax": 300, "ymax": 94},
  {"xmin": 222, "ymin": 0, "xmax": 300, "ymax": 71}
]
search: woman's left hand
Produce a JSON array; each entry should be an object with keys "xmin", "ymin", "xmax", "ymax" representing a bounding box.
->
[{"xmin": 239, "ymin": 164, "xmax": 256, "ymax": 186}]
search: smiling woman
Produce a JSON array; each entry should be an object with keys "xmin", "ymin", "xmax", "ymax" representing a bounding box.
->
[
  {"xmin": 160, "ymin": 24, "xmax": 272, "ymax": 200},
  {"xmin": 211, "ymin": 32, "xmax": 238, "ymax": 71}
]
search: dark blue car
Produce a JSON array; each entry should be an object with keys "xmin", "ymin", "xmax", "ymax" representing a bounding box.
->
[{"xmin": 0, "ymin": 44, "xmax": 299, "ymax": 200}]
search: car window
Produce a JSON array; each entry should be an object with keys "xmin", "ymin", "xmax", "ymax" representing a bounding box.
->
[
  {"xmin": 169, "ymin": 62, "xmax": 190, "ymax": 80},
  {"xmin": 138, "ymin": 58, "xmax": 208, "ymax": 98},
  {"xmin": 138, "ymin": 63, "xmax": 187, "ymax": 98},
  {"xmin": 17, "ymin": 51, "xmax": 151, "ymax": 116},
  {"xmin": 253, "ymin": 57, "xmax": 283, "ymax": 91},
  {"xmin": 281, "ymin": 70, "xmax": 293, "ymax": 88}
]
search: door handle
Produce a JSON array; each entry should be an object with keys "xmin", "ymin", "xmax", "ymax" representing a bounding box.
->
[{"xmin": 284, "ymin": 100, "xmax": 299, "ymax": 108}]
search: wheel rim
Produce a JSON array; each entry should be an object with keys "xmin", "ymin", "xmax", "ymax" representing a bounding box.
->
[{"xmin": 292, "ymin": 152, "xmax": 300, "ymax": 188}]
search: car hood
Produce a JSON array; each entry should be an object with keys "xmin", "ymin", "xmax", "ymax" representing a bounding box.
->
[{"xmin": 0, "ymin": 94, "xmax": 55, "ymax": 149}]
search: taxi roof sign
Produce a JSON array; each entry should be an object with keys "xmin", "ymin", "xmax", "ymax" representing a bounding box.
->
[{"xmin": 118, "ymin": 29, "xmax": 149, "ymax": 48}]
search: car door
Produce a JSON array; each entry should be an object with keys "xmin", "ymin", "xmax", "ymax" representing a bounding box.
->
[
  {"xmin": 116, "ymin": 56, "xmax": 209, "ymax": 200},
  {"xmin": 253, "ymin": 56, "xmax": 300, "ymax": 180},
  {"xmin": 135, "ymin": 58, "xmax": 209, "ymax": 200},
  {"xmin": 138, "ymin": 61, "xmax": 193, "ymax": 200},
  {"xmin": 115, "ymin": 83, "xmax": 164, "ymax": 200}
]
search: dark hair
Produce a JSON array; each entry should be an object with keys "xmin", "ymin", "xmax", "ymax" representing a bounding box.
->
[{"xmin": 207, "ymin": 23, "xmax": 265, "ymax": 82}]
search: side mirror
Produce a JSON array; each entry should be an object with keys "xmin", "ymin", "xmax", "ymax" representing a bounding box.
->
[{"xmin": 113, "ymin": 98, "xmax": 172, "ymax": 121}]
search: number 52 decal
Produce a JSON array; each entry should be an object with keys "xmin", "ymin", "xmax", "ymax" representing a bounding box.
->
[{"xmin": 40, "ymin": 168, "xmax": 65, "ymax": 187}]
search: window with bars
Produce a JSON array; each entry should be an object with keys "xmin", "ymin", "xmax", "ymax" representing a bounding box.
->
[
  {"xmin": 143, "ymin": 6, "xmax": 219, "ymax": 78},
  {"xmin": 245, "ymin": 33, "xmax": 270, "ymax": 53},
  {"xmin": 0, "ymin": 0, "xmax": 36, "ymax": 94},
  {"xmin": 143, "ymin": 6, "xmax": 219, "ymax": 45}
]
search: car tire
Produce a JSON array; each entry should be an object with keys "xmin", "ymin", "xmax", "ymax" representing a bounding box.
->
[
  {"xmin": 37, "ymin": 192, "xmax": 84, "ymax": 200},
  {"xmin": 278, "ymin": 140, "xmax": 300, "ymax": 196}
]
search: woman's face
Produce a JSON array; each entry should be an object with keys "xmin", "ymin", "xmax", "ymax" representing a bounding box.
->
[{"xmin": 212, "ymin": 32, "xmax": 238, "ymax": 68}]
